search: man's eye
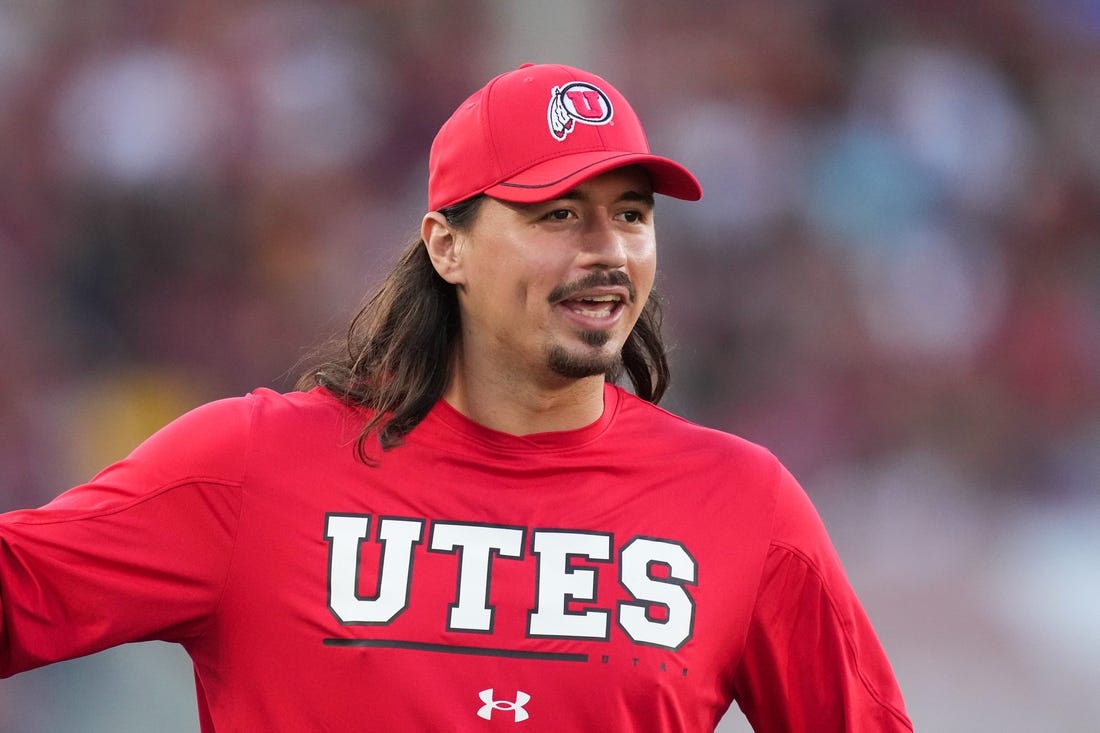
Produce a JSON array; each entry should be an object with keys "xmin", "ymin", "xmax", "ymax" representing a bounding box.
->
[
  {"xmin": 544, "ymin": 209, "xmax": 572, "ymax": 221},
  {"xmin": 620, "ymin": 210, "xmax": 645, "ymax": 223}
]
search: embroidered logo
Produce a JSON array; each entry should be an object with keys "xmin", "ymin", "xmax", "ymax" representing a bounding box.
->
[
  {"xmin": 477, "ymin": 688, "xmax": 531, "ymax": 722},
  {"xmin": 547, "ymin": 82, "xmax": 614, "ymax": 141}
]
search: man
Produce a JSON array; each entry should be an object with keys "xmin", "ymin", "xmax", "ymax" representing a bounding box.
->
[{"xmin": 0, "ymin": 63, "xmax": 912, "ymax": 731}]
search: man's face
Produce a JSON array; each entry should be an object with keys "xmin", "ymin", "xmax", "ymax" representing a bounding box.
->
[{"xmin": 447, "ymin": 166, "xmax": 657, "ymax": 388}]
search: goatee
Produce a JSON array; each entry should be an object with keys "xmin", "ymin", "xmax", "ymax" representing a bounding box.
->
[{"xmin": 547, "ymin": 329, "xmax": 623, "ymax": 380}]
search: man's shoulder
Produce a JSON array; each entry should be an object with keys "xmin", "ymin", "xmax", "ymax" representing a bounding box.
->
[
  {"xmin": 238, "ymin": 386, "xmax": 367, "ymax": 443},
  {"xmin": 610, "ymin": 386, "xmax": 776, "ymax": 463},
  {"xmin": 243, "ymin": 385, "xmax": 359, "ymax": 420},
  {"xmin": 127, "ymin": 387, "xmax": 360, "ymax": 459}
]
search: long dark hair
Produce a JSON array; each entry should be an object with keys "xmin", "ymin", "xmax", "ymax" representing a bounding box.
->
[{"xmin": 297, "ymin": 195, "xmax": 671, "ymax": 460}]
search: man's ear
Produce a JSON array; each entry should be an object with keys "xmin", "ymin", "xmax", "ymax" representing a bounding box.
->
[{"xmin": 422, "ymin": 212, "xmax": 465, "ymax": 285}]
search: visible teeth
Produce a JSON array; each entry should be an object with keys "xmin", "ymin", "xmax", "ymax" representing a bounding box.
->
[
  {"xmin": 575, "ymin": 305, "xmax": 613, "ymax": 317},
  {"xmin": 561, "ymin": 294, "xmax": 620, "ymax": 319},
  {"xmin": 569, "ymin": 299, "xmax": 616, "ymax": 317}
]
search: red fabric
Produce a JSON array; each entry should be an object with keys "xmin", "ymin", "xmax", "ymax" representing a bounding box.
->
[{"xmin": 0, "ymin": 385, "xmax": 910, "ymax": 731}]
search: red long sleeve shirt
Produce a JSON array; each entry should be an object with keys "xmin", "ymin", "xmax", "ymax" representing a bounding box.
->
[{"xmin": 0, "ymin": 385, "xmax": 912, "ymax": 731}]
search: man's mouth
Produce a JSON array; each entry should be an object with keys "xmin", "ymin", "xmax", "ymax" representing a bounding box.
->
[
  {"xmin": 549, "ymin": 271, "xmax": 635, "ymax": 305},
  {"xmin": 561, "ymin": 294, "xmax": 622, "ymax": 319}
]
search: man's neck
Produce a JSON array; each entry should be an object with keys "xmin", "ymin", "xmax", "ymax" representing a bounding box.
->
[{"xmin": 442, "ymin": 367, "xmax": 607, "ymax": 436}]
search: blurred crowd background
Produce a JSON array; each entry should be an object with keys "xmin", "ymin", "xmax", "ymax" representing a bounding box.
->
[{"xmin": 1, "ymin": 0, "xmax": 1098, "ymax": 730}]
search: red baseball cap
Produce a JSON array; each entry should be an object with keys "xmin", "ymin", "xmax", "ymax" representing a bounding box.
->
[{"xmin": 428, "ymin": 63, "xmax": 702, "ymax": 211}]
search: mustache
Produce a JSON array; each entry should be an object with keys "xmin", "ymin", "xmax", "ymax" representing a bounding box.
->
[{"xmin": 548, "ymin": 270, "xmax": 636, "ymax": 304}]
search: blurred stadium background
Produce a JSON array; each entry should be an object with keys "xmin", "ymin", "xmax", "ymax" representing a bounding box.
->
[{"xmin": 1, "ymin": 1, "xmax": 1098, "ymax": 730}]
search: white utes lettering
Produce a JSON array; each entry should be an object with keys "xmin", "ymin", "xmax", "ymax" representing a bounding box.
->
[{"xmin": 324, "ymin": 515, "xmax": 698, "ymax": 650}]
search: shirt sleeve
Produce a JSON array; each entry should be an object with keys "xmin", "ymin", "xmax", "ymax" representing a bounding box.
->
[
  {"xmin": 731, "ymin": 463, "xmax": 913, "ymax": 732},
  {"xmin": 0, "ymin": 395, "xmax": 251, "ymax": 678}
]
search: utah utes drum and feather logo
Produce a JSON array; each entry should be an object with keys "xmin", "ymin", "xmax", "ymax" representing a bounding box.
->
[{"xmin": 547, "ymin": 82, "xmax": 614, "ymax": 141}]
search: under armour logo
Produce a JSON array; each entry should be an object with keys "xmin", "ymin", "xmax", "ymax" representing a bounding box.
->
[{"xmin": 477, "ymin": 688, "xmax": 531, "ymax": 722}]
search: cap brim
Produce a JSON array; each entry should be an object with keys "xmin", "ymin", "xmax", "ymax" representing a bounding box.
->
[{"xmin": 484, "ymin": 151, "xmax": 702, "ymax": 204}]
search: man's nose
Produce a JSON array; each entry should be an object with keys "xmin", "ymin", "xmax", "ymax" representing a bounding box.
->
[{"xmin": 579, "ymin": 216, "xmax": 628, "ymax": 268}]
